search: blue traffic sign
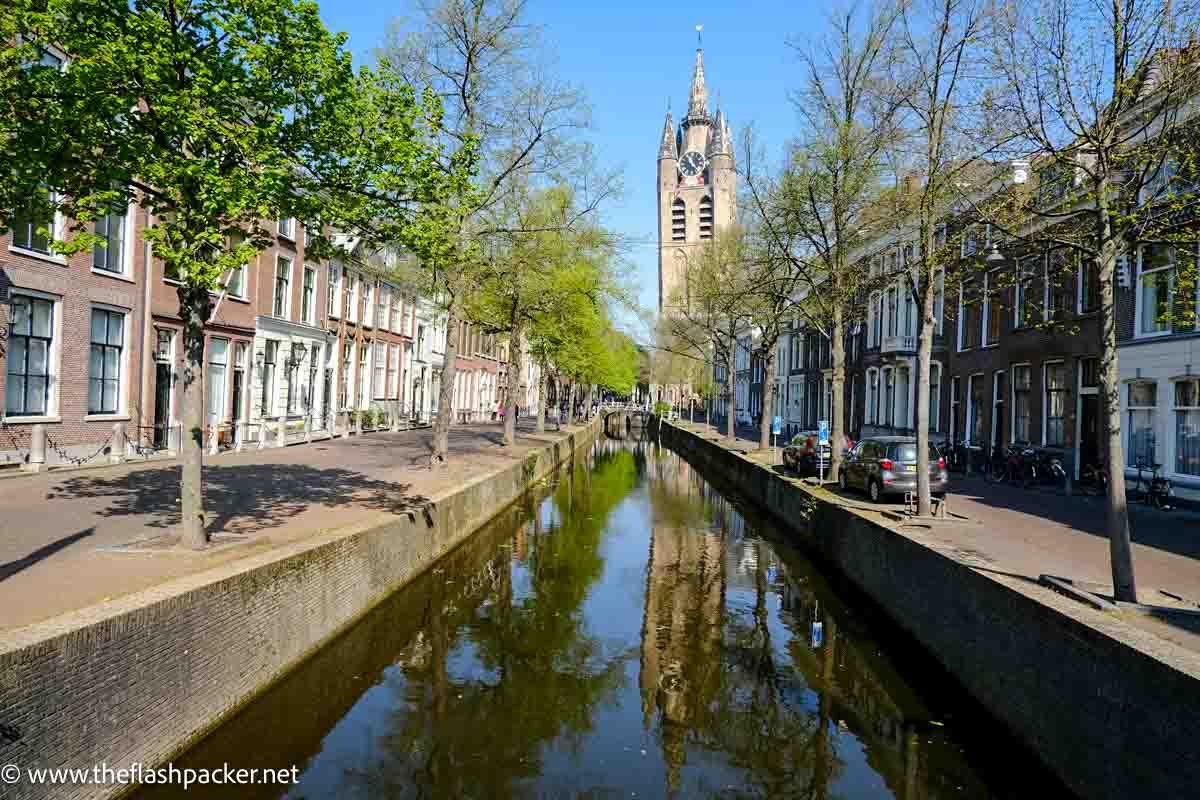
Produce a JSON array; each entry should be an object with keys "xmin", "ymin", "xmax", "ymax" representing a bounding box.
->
[
  {"xmin": 771, "ymin": 415, "xmax": 781, "ymax": 435},
  {"xmin": 818, "ymin": 420, "xmax": 829, "ymax": 444}
]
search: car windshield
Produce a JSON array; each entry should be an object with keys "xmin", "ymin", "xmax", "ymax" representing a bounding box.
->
[{"xmin": 892, "ymin": 443, "xmax": 938, "ymax": 462}]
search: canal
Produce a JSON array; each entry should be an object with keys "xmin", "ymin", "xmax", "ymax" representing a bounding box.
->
[{"xmin": 133, "ymin": 435, "xmax": 1071, "ymax": 799}]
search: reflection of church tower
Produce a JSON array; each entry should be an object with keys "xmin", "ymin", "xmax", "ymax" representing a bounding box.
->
[
  {"xmin": 639, "ymin": 459, "xmax": 726, "ymax": 792},
  {"xmin": 657, "ymin": 46, "xmax": 737, "ymax": 314}
]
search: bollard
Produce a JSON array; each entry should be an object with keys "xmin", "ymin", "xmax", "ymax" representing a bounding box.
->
[
  {"xmin": 109, "ymin": 422, "xmax": 125, "ymax": 464},
  {"xmin": 354, "ymin": 412, "xmax": 362, "ymax": 437},
  {"xmin": 208, "ymin": 424, "xmax": 219, "ymax": 456},
  {"xmin": 23, "ymin": 423, "xmax": 46, "ymax": 472},
  {"xmin": 304, "ymin": 415, "xmax": 311, "ymax": 444},
  {"xmin": 258, "ymin": 421, "xmax": 267, "ymax": 450},
  {"xmin": 236, "ymin": 421, "xmax": 246, "ymax": 453},
  {"xmin": 277, "ymin": 416, "xmax": 287, "ymax": 448}
]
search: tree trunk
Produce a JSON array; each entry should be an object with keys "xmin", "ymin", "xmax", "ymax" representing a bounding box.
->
[
  {"xmin": 759, "ymin": 345, "xmax": 775, "ymax": 450},
  {"xmin": 1098, "ymin": 231, "xmax": 1137, "ymax": 601},
  {"xmin": 829, "ymin": 308, "xmax": 846, "ymax": 483},
  {"xmin": 430, "ymin": 299, "xmax": 461, "ymax": 466},
  {"xmin": 915, "ymin": 226, "xmax": 937, "ymax": 517},
  {"xmin": 503, "ymin": 324, "xmax": 521, "ymax": 446},
  {"xmin": 726, "ymin": 366, "xmax": 736, "ymax": 440},
  {"xmin": 565, "ymin": 382, "xmax": 576, "ymax": 426},
  {"xmin": 535, "ymin": 360, "xmax": 547, "ymax": 434},
  {"xmin": 178, "ymin": 286, "xmax": 211, "ymax": 549}
]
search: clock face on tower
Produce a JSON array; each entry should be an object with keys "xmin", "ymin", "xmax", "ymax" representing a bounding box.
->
[{"xmin": 679, "ymin": 150, "xmax": 706, "ymax": 177}]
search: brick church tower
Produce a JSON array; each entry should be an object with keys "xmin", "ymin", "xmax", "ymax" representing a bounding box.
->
[{"xmin": 657, "ymin": 46, "xmax": 736, "ymax": 315}]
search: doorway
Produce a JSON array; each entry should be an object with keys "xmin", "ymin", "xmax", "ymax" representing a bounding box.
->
[{"xmin": 1080, "ymin": 395, "xmax": 1100, "ymax": 471}]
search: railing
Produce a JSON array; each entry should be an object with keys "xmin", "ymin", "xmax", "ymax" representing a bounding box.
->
[{"xmin": 881, "ymin": 333, "xmax": 917, "ymax": 353}]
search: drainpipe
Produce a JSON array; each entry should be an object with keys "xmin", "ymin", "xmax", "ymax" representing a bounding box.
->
[{"xmin": 138, "ymin": 206, "xmax": 154, "ymax": 452}]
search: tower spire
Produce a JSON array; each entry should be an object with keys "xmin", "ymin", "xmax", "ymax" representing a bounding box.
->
[
  {"xmin": 658, "ymin": 109, "xmax": 677, "ymax": 159},
  {"xmin": 687, "ymin": 45, "xmax": 708, "ymax": 121}
]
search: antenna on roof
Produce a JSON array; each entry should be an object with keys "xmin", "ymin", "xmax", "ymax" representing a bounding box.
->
[{"xmin": 696, "ymin": 24, "xmax": 703, "ymax": 48}]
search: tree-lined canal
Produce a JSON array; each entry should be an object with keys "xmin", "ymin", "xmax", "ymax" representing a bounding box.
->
[{"xmin": 134, "ymin": 436, "xmax": 1070, "ymax": 799}]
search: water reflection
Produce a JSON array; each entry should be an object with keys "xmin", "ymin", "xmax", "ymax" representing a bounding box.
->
[{"xmin": 132, "ymin": 439, "xmax": 1067, "ymax": 800}]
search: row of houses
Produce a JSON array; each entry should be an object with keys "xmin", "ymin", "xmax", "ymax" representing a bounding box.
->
[
  {"xmin": 722, "ymin": 156, "xmax": 1200, "ymax": 488},
  {"xmin": 0, "ymin": 201, "xmax": 529, "ymax": 466}
]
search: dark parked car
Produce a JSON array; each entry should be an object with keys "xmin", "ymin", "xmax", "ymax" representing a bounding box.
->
[
  {"xmin": 783, "ymin": 431, "xmax": 851, "ymax": 476},
  {"xmin": 838, "ymin": 436, "xmax": 948, "ymax": 502}
]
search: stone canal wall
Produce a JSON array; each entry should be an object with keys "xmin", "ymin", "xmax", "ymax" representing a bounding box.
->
[
  {"xmin": 0, "ymin": 419, "xmax": 601, "ymax": 800},
  {"xmin": 661, "ymin": 422, "xmax": 1200, "ymax": 800}
]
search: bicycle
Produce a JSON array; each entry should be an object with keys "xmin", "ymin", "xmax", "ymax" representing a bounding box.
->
[
  {"xmin": 1078, "ymin": 462, "xmax": 1108, "ymax": 497},
  {"xmin": 1132, "ymin": 459, "xmax": 1173, "ymax": 510}
]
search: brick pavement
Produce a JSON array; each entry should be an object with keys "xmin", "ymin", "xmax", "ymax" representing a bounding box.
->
[
  {"xmin": 0, "ymin": 421, "xmax": 585, "ymax": 630},
  {"xmin": 689, "ymin": 421, "xmax": 1200, "ymax": 654}
]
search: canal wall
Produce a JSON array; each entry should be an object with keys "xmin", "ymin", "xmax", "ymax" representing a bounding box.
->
[
  {"xmin": 0, "ymin": 418, "xmax": 601, "ymax": 800},
  {"xmin": 660, "ymin": 422, "xmax": 1200, "ymax": 800}
]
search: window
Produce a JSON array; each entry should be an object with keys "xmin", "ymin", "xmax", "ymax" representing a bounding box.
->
[
  {"xmin": 1079, "ymin": 258, "xmax": 1100, "ymax": 314},
  {"xmin": 388, "ymin": 344, "xmax": 399, "ymax": 399},
  {"xmin": 958, "ymin": 286, "xmax": 980, "ymax": 350},
  {"xmin": 208, "ymin": 338, "xmax": 229, "ymax": 426},
  {"xmin": 93, "ymin": 207, "xmax": 127, "ymax": 273},
  {"xmin": 358, "ymin": 343, "xmax": 370, "ymax": 407},
  {"xmin": 346, "ymin": 272, "xmax": 358, "ymax": 323},
  {"xmin": 1127, "ymin": 382, "xmax": 1157, "ymax": 467},
  {"xmin": 870, "ymin": 293, "xmax": 882, "ymax": 346},
  {"xmin": 882, "ymin": 368, "xmax": 895, "ymax": 427},
  {"xmin": 327, "ymin": 263, "xmax": 342, "ymax": 319},
  {"xmin": 262, "ymin": 340, "xmax": 278, "ymax": 415},
  {"xmin": 968, "ymin": 374, "xmax": 985, "ymax": 444},
  {"xmin": 380, "ymin": 288, "xmax": 391, "ymax": 331},
  {"xmin": 983, "ymin": 269, "xmax": 1001, "ymax": 346},
  {"xmin": 226, "ymin": 259, "xmax": 246, "ymax": 298},
  {"xmin": 1012, "ymin": 365, "xmax": 1032, "ymax": 443},
  {"xmin": 233, "ymin": 342, "xmax": 248, "ymax": 422},
  {"xmin": 1043, "ymin": 363, "xmax": 1066, "ymax": 446},
  {"xmin": 374, "ymin": 346, "xmax": 386, "ymax": 400},
  {"xmin": 886, "ymin": 288, "xmax": 898, "ymax": 336},
  {"xmin": 961, "ymin": 224, "xmax": 978, "ymax": 258},
  {"xmin": 1014, "ymin": 256, "xmax": 1036, "ymax": 328},
  {"xmin": 1175, "ymin": 380, "xmax": 1200, "ymax": 476},
  {"xmin": 301, "ymin": 266, "xmax": 316, "ymax": 325},
  {"xmin": 340, "ymin": 341, "xmax": 352, "ymax": 409},
  {"xmin": 273, "ymin": 256, "xmax": 291, "ymax": 318},
  {"xmin": 6, "ymin": 295, "xmax": 55, "ymax": 416},
  {"xmin": 671, "ymin": 199, "xmax": 686, "ymax": 241},
  {"xmin": 88, "ymin": 308, "xmax": 125, "ymax": 414},
  {"xmin": 363, "ymin": 281, "xmax": 375, "ymax": 327},
  {"xmin": 278, "ymin": 217, "xmax": 293, "ymax": 239},
  {"xmin": 699, "ymin": 196, "xmax": 714, "ymax": 240},
  {"xmin": 950, "ymin": 376, "xmax": 960, "ymax": 442},
  {"xmin": 1137, "ymin": 243, "xmax": 1174, "ymax": 335},
  {"xmin": 929, "ymin": 363, "xmax": 941, "ymax": 432},
  {"xmin": 1046, "ymin": 249, "xmax": 1074, "ymax": 318},
  {"xmin": 11, "ymin": 189, "xmax": 55, "ymax": 255},
  {"xmin": 391, "ymin": 293, "xmax": 402, "ymax": 332}
]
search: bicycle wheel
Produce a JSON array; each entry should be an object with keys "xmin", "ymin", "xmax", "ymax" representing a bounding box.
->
[{"xmin": 1022, "ymin": 464, "xmax": 1037, "ymax": 489}]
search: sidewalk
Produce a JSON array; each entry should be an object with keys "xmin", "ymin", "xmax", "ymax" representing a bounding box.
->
[
  {"xmin": 0, "ymin": 421, "xmax": 585, "ymax": 630},
  {"xmin": 685, "ymin": 421, "xmax": 1200, "ymax": 655}
]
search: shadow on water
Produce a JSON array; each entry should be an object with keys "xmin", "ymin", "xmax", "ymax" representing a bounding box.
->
[{"xmin": 129, "ymin": 435, "xmax": 1073, "ymax": 800}]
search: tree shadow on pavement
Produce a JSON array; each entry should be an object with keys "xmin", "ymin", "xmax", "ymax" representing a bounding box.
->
[
  {"xmin": 45, "ymin": 464, "xmax": 429, "ymax": 537},
  {"xmin": 0, "ymin": 527, "xmax": 94, "ymax": 582}
]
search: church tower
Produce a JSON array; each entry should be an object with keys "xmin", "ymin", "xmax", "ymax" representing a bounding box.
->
[{"xmin": 657, "ymin": 46, "xmax": 737, "ymax": 315}]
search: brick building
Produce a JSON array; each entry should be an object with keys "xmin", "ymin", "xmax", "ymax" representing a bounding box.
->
[{"xmin": 1, "ymin": 198, "xmax": 150, "ymax": 465}]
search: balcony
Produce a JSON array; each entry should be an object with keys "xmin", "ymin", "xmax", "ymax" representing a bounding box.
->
[{"xmin": 881, "ymin": 334, "xmax": 916, "ymax": 354}]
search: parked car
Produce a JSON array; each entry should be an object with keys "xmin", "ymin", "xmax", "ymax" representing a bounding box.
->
[
  {"xmin": 783, "ymin": 431, "xmax": 852, "ymax": 476},
  {"xmin": 838, "ymin": 436, "xmax": 949, "ymax": 502}
]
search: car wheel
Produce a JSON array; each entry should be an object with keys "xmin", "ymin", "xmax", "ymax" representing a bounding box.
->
[
  {"xmin": 838, "ymin": 470, "xmax": 848, "ymax": 492},
  {"xmin": 868, "ymin": 478, "xmax": 882, "ymax": 503}
]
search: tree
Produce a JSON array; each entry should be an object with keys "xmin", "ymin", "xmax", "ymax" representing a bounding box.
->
[
  {"xmin": 379, "ymin": 0, "xmax": 591, "ymax": 465},
  {"xmin": 982, "ymin": 0, "xmax": 1200, "ymax": 600},
  {"xmin": 0, "ymin": 0, "xmax": 400, "ymax": 548},
  {"xmin": 744, "ymin": 2, "xmax": 902, "ymax": 480}
]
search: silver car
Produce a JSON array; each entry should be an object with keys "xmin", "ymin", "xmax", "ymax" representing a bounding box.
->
[{"xmin": 838, "ymin": 436, "xmax": 949, "ymax": 502}]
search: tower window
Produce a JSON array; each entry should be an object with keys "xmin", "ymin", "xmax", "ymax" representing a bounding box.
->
[
  {"xmin": 671, "ymin": 198, "xmax": 686, "ymax": 241},
  {"xmin": 699, "ymin": 196, "xmax": 714, "ymax": 240}
]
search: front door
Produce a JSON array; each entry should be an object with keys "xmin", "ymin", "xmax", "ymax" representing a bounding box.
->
[
  {"xmin": 153, "ymin": 363, "xmax": 171, "ymax": 449},
  {"xmin": 1080, "ymin": 395, "xmax": 1100, "ymax": 471},
  {"xmin": 322, "ymin": 368, "xmax": 333, "ymax": 429}
]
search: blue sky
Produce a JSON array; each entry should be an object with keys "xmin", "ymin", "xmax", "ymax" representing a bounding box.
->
[{"xmin": 320, "ymin": 0, "xmax": 814, "ymax": 340}]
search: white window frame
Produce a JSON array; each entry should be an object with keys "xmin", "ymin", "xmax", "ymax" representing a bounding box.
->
[
  {"xmin": 929, "ymin": 361, "xmax": 942, "ymax": 433},
  {"xmin": 87, "ymin": 303, "xmax": 131, "ymax": 418},
  {"xmin": 346, "ymin": 272, "xmax": 359, "ymax": 324},
  {"xmin": 301, "ymin": 264, "xmax": 317, "ymax": 325},
  {"xmin": 934, "ymin": 271, "xmax": 945, "ymax": 335},
  {"xmin": 1126, "ymin": 380, "xmax": 1159, "ymax": 468},
  {"xmin": 966, "ymin": 373, "xmax": 984, "ymax": 446},
  {"xmin": 1172, "ymin": 377, "xmax": 1200, "ymax": 478},
  {"xmin": 983, "ymin": 268, "xmax": 1000, "ymax": 347},
  {"xmin": 327, "ymin": 262, "xmax": 342, "ymax": 319},
  {"xmin": 949, "ymin": 375, "xmax": 960, "ymax": 443},
  {"xmin": 991, "ymin": 369, "xmax": 1005, "ymax": 447},
  {"xmin": 363, "ymin": 280, "xmax": 375, "ymax": 328},
  {"xmin": 956, "ymin": 288, "xmax": 966, "ymax": 351},
  {"xmin": 1014, "ymin": 255, "xmax": 1036, "ymax": 328},
  {"xmin": 1010, "ymin": 363, "xmax": 1032, "ymax": 444},
  {"xmin": 91, "ymin": 198, "xmax": 136, "ymax": 278},
  {"xmin": 5, "ymin": 288, "xmax": 63, "ymax": 422},
  {"xmin": 10, "ymin": 188, "xmax": 67, "ymax": 265},
  {"xmin": 277, "ymin": 216, "xmax": 294, "ymax": 240},
  {"xmin": 272, "ymin": 255, "xmax": 293, "ymax": 319}
]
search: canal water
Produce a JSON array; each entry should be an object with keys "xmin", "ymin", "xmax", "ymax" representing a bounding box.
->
[{"xmin": 133, "ymin": 436, "xmax": 1071, "ymax": 799}]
